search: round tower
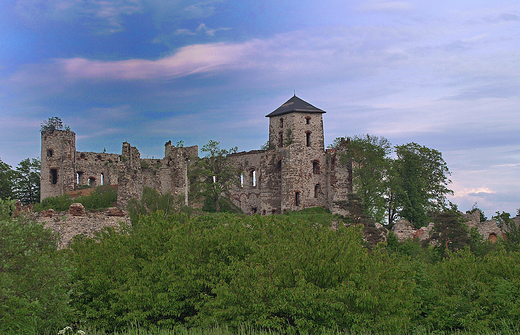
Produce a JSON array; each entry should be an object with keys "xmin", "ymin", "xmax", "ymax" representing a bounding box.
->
[{"xmin": 40, "ymin": 129, "xmax": 76, "ymax": 201}]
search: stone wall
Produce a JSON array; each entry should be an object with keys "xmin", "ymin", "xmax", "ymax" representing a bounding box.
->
[{"xmin": 35, "ymin": 205, "xmax": 130, "ymax": 249}]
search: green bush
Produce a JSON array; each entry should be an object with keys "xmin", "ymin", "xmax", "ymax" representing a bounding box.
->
[
  {"xmin": 0, "ymin": 199, "xmax": 73, "ymax": 334},
  {"xmin": 34, "ymin": 186, "xmax": 117, "ymax": 212}
]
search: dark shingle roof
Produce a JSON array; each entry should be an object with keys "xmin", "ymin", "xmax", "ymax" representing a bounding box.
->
[{"xmin": 265, "ymin": 95, "xmax": 326, "ymax": 117}]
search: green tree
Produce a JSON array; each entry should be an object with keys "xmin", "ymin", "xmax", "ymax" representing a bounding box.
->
[
  {"xmin": 13, "ymin": 158, "xmax": 40, "ymax": 205},
  {"xmin": 0, "ymin": 199, "xmax": 73, "ymax": 334},
  {"xmin": 189, "ymin": 140, "xmax": 240, "ymax": 213},
  {"xmin": 391, "ymin": 143, "xmax": 452, "ymax": 228},
  {"xmin": 40, "ymin": 116, "xmax": 69, "ymax": 133},
  {"xmin": 340, "ymin": 135, "xmax": 391, "ymax": 223},
  {"xmin": 0, "ymin": 159, "xmax": 15, "ymax": 200}
]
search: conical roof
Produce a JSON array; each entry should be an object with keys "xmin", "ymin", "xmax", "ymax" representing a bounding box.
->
[{"xmin": 265, "ymin": 95, "xmax": 326, "ymax": 117}]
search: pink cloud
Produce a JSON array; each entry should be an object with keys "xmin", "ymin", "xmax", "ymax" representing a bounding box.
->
[{"xmin": 58, "ymin": 42, "xmax": 251, "ymax": 80}]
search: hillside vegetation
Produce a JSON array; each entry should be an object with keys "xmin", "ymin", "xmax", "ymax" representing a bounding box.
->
[{"xmin": 3, "ymin": 197, "xmax": 520, "ymax": 334}]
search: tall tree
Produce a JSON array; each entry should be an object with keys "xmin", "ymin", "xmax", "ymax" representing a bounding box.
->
[
  {"xmin": 0, "ymin": 159, "xmax": 15, "ymax": 200},
  {"xmin": 189, "ymin": 140, "xmax": 240, "ymax": 213},
  {"xmin": 335, "ymin": 135, "xmax": 392, "ymax": 223},
  {"xmin": 13, "ymin": 158, "xmax": 41, "ymax": 205},
  {"xmin": 391, "ymin": 142, "xmax": 452, "ymax": 228}
]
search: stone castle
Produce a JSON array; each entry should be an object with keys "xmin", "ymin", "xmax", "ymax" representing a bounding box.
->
[{"xmin": 41, "ymin": 95, "xmax": 353, "ymax": 214}]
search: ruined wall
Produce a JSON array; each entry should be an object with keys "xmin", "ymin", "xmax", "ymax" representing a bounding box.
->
[
  {"xmin": 228, "ymin": 150, "xmax": 273, "ymax": 214},
  {"xmin": 41, "ymin": 130, "xmax": 77, "ymax": 199}
]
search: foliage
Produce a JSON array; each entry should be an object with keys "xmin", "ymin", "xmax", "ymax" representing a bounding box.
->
[
  {"xmin": 330, "ymin": 137, "xmax": 452, "ymax": 228},
  {"xmin": 127, "ymin": 187, "xmax": 191, "ymax": 224},
  {"xmin": 428, "ymin": 210, "xmax": 472, "ymax": 255},
  {"xmin": 69, "ymin": 213, "xmax": 418, "ymax": 333},
  {"xmin": 0, "ymin": 199, "xmax": 73, "ymax": 334},
  {"xmin": 40, "ymin": 116, "xmax": 70, "ymax": 133},
  {"xmin": 338, "ymin": 135, "xmax": 391, "ymax": 223},
  {"xmin": 392, "ymin": 143, "xmax": 452, "ymax": 228},
  {"xmin": 0, "ymin": 158, "xmax": 15, "ymax": 200},
  {"xmin": 34, "ymin": 186, "xmax": 117, "ymax": 212},
  {"xmin": 13, "ymin": 157, "xmax": 41, "ymax": 205},
  {"xmin": 189, "ymin": 140, "xmax": 240, "ymax": 213}
]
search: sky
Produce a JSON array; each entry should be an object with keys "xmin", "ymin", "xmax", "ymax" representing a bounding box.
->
[{"xmin": 1, "ymin": 0, "xmax": 519, "ymax": 217}]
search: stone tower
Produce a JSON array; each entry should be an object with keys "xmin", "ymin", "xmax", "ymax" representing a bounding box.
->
[
  {"xmin": 40, "ymin": 129, "xmax": 77, "ymax": 200},
  {"xmin": 265, "ymin": 95, "xmax": 328, "ymax": 212}
]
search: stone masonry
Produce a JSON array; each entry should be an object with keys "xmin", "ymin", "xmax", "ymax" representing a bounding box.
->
[{"xmin": 41, "ymin": 95, "xmax": 354, "ymax": 214}]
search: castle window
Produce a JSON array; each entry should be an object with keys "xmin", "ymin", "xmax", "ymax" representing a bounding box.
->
[
  {"xmin": 280, "ymin": 118, "xmax": 284, "ymax": 128},
  {"xmin": 240, "ymin": 173, "xmax": 244, "ymax": 187},
  {"xmin": 88, "ymin": 177, "xmax": 96, "ymax": 187},
  {"xmin": 295, "ymin": 191, "xmax": 301, "ymax": 206},
  {"xmin": 50, "ymin": 169, "xmax": 58, "ymax": 184},
  {"xmin": 276, "ymin": 160, "xmax": 282, "ymax": 173},
  {"xmin": 76, "ymin": 171, "xmax": 84, "ymax": 185},
  {"xmin": 314, "ymin": 184, "xmax": 321, "ymax": 198},
  {"xmin": 279, "ymin": 132, "xmax": 284, "ymax": 147},
  {"xmin": 272, "ymin": 209, "xmax": 276, "ymax": 214},
  {"xmin": 100, "ymin": 173, "xmax": 104, "ymax": 186},
  {"xmin": 305, "ymin": 117, "xmax": 311, "ymax": 124},
  {"xmin": 312, "ymin": 160, "xmax": 320, "ymax": 174},
  {"xmin": 306, "ymin": 132, "xmax": 311, "ymax": 147},
  {"xmin": 47, "ymin": 149, "xmax": 53, "ymax": 158},
  {"xmin": 250, "ymin": 169, "xmax": 257, "ymax": 187}
]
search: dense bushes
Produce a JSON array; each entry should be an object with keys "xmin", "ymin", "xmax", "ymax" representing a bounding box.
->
[
  {"xmin": 0, "ymin": 199, "xmax": 73, "ymax": 334},
  {"xmin": 68, "ymin": 211, "xmax": 520, "ymax": 333},
  {"xmin": 5, "ymin": 199, "xmax": 520, "ymax": 333},
  {"xmin": 34, "ymin": 186, "xmax": 117, "ymax": 212}
]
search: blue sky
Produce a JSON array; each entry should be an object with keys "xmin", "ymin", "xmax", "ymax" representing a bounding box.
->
[{"xmin": 1, "ymin": 0, "xmax": 519, "ymax": 217}]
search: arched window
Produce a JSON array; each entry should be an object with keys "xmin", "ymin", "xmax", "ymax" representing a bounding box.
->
[
  {"xmin": 76, "ymin": 171, "xmax": 84, "ymax": 185},
  {"xmin": 88, "ymin": 177, "xmax": 96, "ymax": 187}
]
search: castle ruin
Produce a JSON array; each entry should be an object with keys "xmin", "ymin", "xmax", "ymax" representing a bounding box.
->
[{"xmin": 41, "ymin": 95, "xmax": 352, "ymax": 214}]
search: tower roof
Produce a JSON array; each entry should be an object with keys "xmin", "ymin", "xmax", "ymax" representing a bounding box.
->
[{"xmin": 265, "ymin": 95, "xmax": 326, "ymax": 117}]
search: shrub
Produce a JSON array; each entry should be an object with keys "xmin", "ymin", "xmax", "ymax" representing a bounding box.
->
[{"xmin": 0, "ymin": 199, "xmax": 73, "ymax": 334}]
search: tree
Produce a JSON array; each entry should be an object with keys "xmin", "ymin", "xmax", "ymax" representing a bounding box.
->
[
  {"xmin": 337, "ymin": 135, "xmax": 392, "ymax": 223},
  {"xmin": 189, "ymin": 140, "xmax": 240, "ymax": 213},
  {"xmin": 13, "ymin": 158, "xmax": 40, "ymax": 205},
  {"xmin": 0, "ymin": 159, "xmax": 15, "ymax": 200},
  {"xmin": 0, "ymin": 199, "xmax": 73, "ymax": 334},
  {"xmin": 391, "ymin": 143, "xmax": 452, "ymax": 228},
  {"xmin": 40, "ymin": 116, "xmax": 69, "ymax": 133}
]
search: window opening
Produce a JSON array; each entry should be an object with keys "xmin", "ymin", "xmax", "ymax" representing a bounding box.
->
[
  {"xmin": 279, "ymin": 132, "xmax": 284, "ymax": 147},
  {"xmin": 306, "ymin": 132, "xmax": 311, "ymax": 147},
  {"xmin": 213, "ymin": 175, "xmax": 217, "ymax": 183},
  {"xmin": 312, "ymin": 160, "xmax": 320, "ymax": 174},
  {"xmin": 80, "ymin": 153, "xmax": 86, "ymax": 159},
  {"xmin": 295, "ymin": 191, "xmax": 300, "ymax": 206},
  {"xmin": 279, "ymin": 118, "xmax": 284, "ymax": 128},
  {"xmin": 314, "ymin": 184, "xmax": 320, "ymax": 198},
  {"xmin": 88, "ymin": 177, "xmax": 96, "ymax": 187},
  {"xmin": 252, "ymin": 207, "xmax": 257, "ymax": 214},
  {"xmin": 262, "ymin": 210, "xmax": 266, "ymax": 215},
  {"xmin": 240, "ymin": 173, "xmax": 244, "ymax": 187},
  {"xmin": 272, "ymin": 209, "xmax": 276, "ymax": 214},
  {"xmin": 305, "ymin": 117, "xmax": 311, "ymax": 124},
  {"xmin": 76, "ymin": 171, "xmax": 84, "ymax": 185},
  {"xmin": 47, "ymin": 149, "xmax": 53, "ymax": 158},
  {"xmin": 276, "ymin": 160, "xmax": 282, "ymax": 173},
  {"xmin": 250, "ymin": 169, "xmax": 256, "ymax": 187},
  {"xmin": 50, "ymin": 169, "xmax": 58, "ymax": 184},
  {"xmin": 100, "ymin": 173, "xmax": 104, "ymax": 186}
]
